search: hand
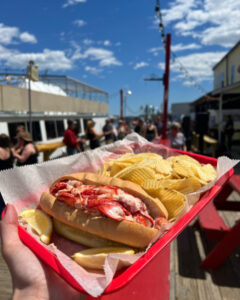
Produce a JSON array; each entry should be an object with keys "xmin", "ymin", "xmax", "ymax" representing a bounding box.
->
[
  {"xmin": 0, "ymin": 204, "xmax": 81, "ymax": 300},
  {"xmin": 11, "ymin": 147, "xmax": 17, "ymax": 156}
]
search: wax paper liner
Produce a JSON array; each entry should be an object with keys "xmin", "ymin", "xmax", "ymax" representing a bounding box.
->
[{"xmin": 0, "ymin": 133, "xmax": 239, "ymax": 297}]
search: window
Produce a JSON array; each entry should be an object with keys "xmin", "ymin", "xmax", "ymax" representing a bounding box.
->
[
  {"xmin": 26, "ymin": 121, "xmax": 42, "ymax": 141},
  {"xmin": 216, "ymin": 72, "xmax": 225, "ymax": 89},
  {"xmin": 8, "ymin": 122, "xmax": 26, "ymax": 144},
  {"xmin": 74, "ymin": 119, "xmax": 81, "ymax": 135},
  {"xmin": 56, "ymin": 120, "xmax": 65, "ymax": 137},
  {"xmin": 45, "ymin": 121, "xmax": 57, "ymax": 139}
]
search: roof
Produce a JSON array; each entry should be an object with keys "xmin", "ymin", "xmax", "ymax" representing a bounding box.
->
[{"xmin": 212, "ymin": 40, "xmax": 240, "ymax": 70}]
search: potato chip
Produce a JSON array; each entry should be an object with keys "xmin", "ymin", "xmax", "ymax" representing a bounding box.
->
[
  {"xmin": 138, "ymin": 158, "xmax": 162, "ymax": 170},
  {"xmin": 155, "ymin": 187, "xmax": 186, "ymax": 219},
  {"xmin": 156, "ymin": 179, "xmax": 180, "ymax": 186},
  {"xmin": 156, "ymin": 160, "xmax": 172, "ymax": 176},
  {"xmin": 166, "ymin": 177, "xmax": 202, "ymax": 194},
  {"xmin": 141, "ymin": 179, "xmax": 164, "ymax": 194},
  {"xmin": 201, "ymin": 164, "xmax": 217, "ymax": 182},
  {"xmin": 169, "ymin": 155, "xmax": 201, "ymax": 167},
  {"xmin": 122, "ymin": 167, "xmax": 155, "ymax": 186},
  {"xmin": 113, "ymin": 165, "xmax": 136, "ymax": 179},
  {"xmin": 101, "ymin": 151, "xmax": 215, "ymax": 215},
  {"xmin": 116, "ymin": 153, "xmax": 160, "ymax": 164},
  {"xmin": 172, "ymin": 160, "xmax": 195, "ymax": 178},
  {"xmin": 155, "ymin": 174, "xmax": 170, "ymax": 180},
  {"xmin": 191, "ymin": 164, "xmax": 216, "ymax": 184},
  {"xmin": 110, "ymin": 162, "xmax": 131, "ymax": 177}
]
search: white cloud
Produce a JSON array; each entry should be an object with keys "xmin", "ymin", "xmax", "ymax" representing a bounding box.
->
[
  {"xmin": 162, "ymin": 0, "xmax": 198, "ymax": 24},
  {"xmin": 158, "ymin": 51, "xmax": 226, "ymax": 83},
  {"xmin": 4, "ymin": 49, "xmax": 72, "ymax": 71},
  {"xmin": 85, "ymin": 66, "xmax": 102, "ymax": 75},
  {"xmin": 161, "ymin": 0, "xmax": 240, "ymax": 48},
  {"xmin": 73, "ymin": 19, "xmax": 86, "ymax": 27},
  {"xmin": 72, "ymin": 46, "xmax": 122, "ymax": 67},
  {"xmin": 171, "ymin": 43, "xmax": 201, "ymax": 52},
  {"xmin": 103, "ymin": 40, "xmax": 111, "ymax": 46},
  {"xmin": 115, "ymin": 42, "xmax": 121, "ymax": 47},
  {"xmin": 134, "ymin": 62, "xmax": 149, "ymax": 70},
  {"xmin": 19, "ymin": 32, "xmax": 37, "ymax": 43},
  {"xmin": 62, "ymin": 0, "xmax": 86, "ymax": 8},
  {"xmin": 0, "ymin": 23, "xmax": 19, "ymax": 44},
  {"xmin": 148, "ymin": 46, "xmax": 162, "ymax": 53},
  {"xmin": 0, "ymin": 23, "xmax": 37, "ymax": 45},
  {"xmin": 83, "ymin": 38, "xmax": 94, "ymax": 45},
  {"xmin": 0, "ymin": 45, "xmax": 17, "ymax": 60}
]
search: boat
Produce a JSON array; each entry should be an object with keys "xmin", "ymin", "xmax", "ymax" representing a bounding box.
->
[{"xmin": 0, "ymin": 74, "xmax": 109, "ymax": 160}]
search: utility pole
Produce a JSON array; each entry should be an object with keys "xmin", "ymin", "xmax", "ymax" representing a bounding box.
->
[
  {"xmin": 162, "ymin": 33, "xmax": 171, "ymax": 139},
  {"xmin": 144, "ymin": 33, "xmax": 171, "ymax": 140},
  {"xmin": 120, "ymin": 89, "xmax": 124, "ymax": 119},
  {"xmin": 27, "ymin": 60, "xmax": 38, "ymax": 137}
]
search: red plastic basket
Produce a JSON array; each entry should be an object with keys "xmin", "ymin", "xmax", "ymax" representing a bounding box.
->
[{"xmin": 2, "ymin": 150, "xmax": 234, "ymax": 299}]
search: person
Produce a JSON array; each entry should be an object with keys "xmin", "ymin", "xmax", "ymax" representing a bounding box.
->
[
  {"xmin": 14, "ymin": 125, "xmax": 27, "ymax": 151},
  {"xmin": 0, "ymin": 134, "xmax": 14, "ymax": 171},
  {"xmin": 224, "ymin": 115, "xmax": 234, "ymax": 151},
  {"xmin": 102, "ymin": 119, "xmax": 114, "ymax": 144},
  {"xmin": 134, "ymin": 118, "xmax": 145, "ymax": 137},
  {"xmin": 0, "ymin": 204, "xmax": 80, "ymax": 300},
  {"xmin": 85, "ymin": 120, "xmax": 103, "ymax": 149},
  {"xmin": 11, "ymin": 132, "xmax": 38, "ymax": 166},
  {"xmin": 155, "ymin": 115, "xmax": 163, "ymax": 136},
  {"xmin": 168, "ymin": 122, "xmax": 187, "ymax": 151},
  {"xmin": 117, "ymin": 120, "xmax": 127, "ymax": 140},
  {"xmin": 74, "ymin": 125, "xmax": 86, "ymax": 152},
  {"xmin": 110, "ymin": 118, "xmax": 118, "ymax": 141},
  {"xmin": 144, "ymin": 120, "xmax": 158, "ymax": 142},
  {"xmin": 124, "ymin": 121, "xmax": 131, "ymax": 135},
  {"xmin": 63, "ymin": 120, "xmax": 81, "ymax": 155}
]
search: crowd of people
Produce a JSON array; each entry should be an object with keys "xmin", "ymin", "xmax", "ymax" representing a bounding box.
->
[
  {"xmin": 0, "ymin": 116, "xmax": 189, "ymax": 172},
  {"xmin": 63, "ymin": 116, "xmax": 188, "ymax": 154},
  {"xmin": 0, "ymin": 125, "xmax": 38, "ymax": 172}
]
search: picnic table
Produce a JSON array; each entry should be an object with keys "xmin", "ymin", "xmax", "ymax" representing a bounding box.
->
[{"xmin": 197, "ymin": 174, "xmax": 240, "ymax": 269}]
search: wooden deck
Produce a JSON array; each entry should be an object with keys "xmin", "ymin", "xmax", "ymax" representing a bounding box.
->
[{"xmin": 1, "ymin": 191, "xmax": 240, "ymax": 299}]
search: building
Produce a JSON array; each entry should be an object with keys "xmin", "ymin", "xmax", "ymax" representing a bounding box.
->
[
  {"xmin": 213, "ymin": 41, "xmax": 240, "ymax": 92},
  {"xmin": 191, "ymin": 40, "xmax": 240, "ymax": 142},
  {"xmin": 171, "ymin": 102, "xmax": 191, "ymax": 120}
]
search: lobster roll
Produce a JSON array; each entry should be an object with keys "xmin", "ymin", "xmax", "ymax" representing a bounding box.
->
[{"xmin": 40, "ymin": 172, "xmax": 168, "ymax": 248}]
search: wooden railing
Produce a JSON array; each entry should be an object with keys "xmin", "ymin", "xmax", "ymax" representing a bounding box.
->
[{"xmin": 36, "ymin": 141, "xmax": 65, "ymax": 161}]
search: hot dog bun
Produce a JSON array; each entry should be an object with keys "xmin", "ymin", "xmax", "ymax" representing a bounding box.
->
[
  {"xmin": 53, "ymin": 219, "xmax": 124, "ymax": 248},
  {"xmin": 40, "ymin": 173, "xmax": 168, "ymax": 248}
]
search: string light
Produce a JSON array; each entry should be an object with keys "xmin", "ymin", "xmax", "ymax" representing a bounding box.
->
[{"xmin": 154, "ymin": 2, "xmax": 211, "ymax": 100}]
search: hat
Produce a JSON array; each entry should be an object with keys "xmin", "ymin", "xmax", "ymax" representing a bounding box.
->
[
  {"xmin": 19, "ymin": 131, "xmax": 33, "ymax": 142},
  {"xmin": 171, "ymin": 122, "xmax": 181, "ymax": 129}
]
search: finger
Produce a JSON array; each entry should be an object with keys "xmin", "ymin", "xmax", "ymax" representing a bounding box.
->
[{"xmin": 0, "ymin": 204, "xmax": 22, "ymax": 258}]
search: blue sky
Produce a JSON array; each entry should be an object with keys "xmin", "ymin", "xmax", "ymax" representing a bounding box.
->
[{"xmin": 1, "ymin": 0, "xmax": 240, "ymax": 116}]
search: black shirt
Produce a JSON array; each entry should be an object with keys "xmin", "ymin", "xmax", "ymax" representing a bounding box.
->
[{"xmin": 0, "ymin": 150, "xmax": 13, "ymax": 171}]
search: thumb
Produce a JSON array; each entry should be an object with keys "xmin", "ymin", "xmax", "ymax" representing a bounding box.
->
[{"xmin": 0, "ymin": 204, "xmax": 22, "ymax": 258}]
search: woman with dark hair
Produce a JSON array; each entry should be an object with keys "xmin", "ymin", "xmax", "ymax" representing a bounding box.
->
[
  {"xmin": 11, "ymin": 131, "xmax": 38, "ymax": 166},
  {"xmin": 85, "ymin": 120, "xmax": 103, "ymax": 149},
  {"xmin": 0, "ymin": 134, "xmax": 14, "ymax": 171},
  {"xmin": 144, "ymin": 120, "xmax": 158, "ymax": 141}
]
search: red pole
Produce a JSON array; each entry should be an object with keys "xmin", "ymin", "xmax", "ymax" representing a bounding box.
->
[
  {"xmin": 162, "ymin": 34, "xmax": 171, "ymax": 140},
  {"xmin": 120, "ymin": 89, "xmax": 124, "ymax": 119}
]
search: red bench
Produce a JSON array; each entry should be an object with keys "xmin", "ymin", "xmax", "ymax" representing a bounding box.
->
[
  {"xmin": 197, "ymin": 201, "xmax": 229, "ymax": 241},
  {"xmin": 197, "ymin": 174, "xmax": 240, "ymax": 269}
]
